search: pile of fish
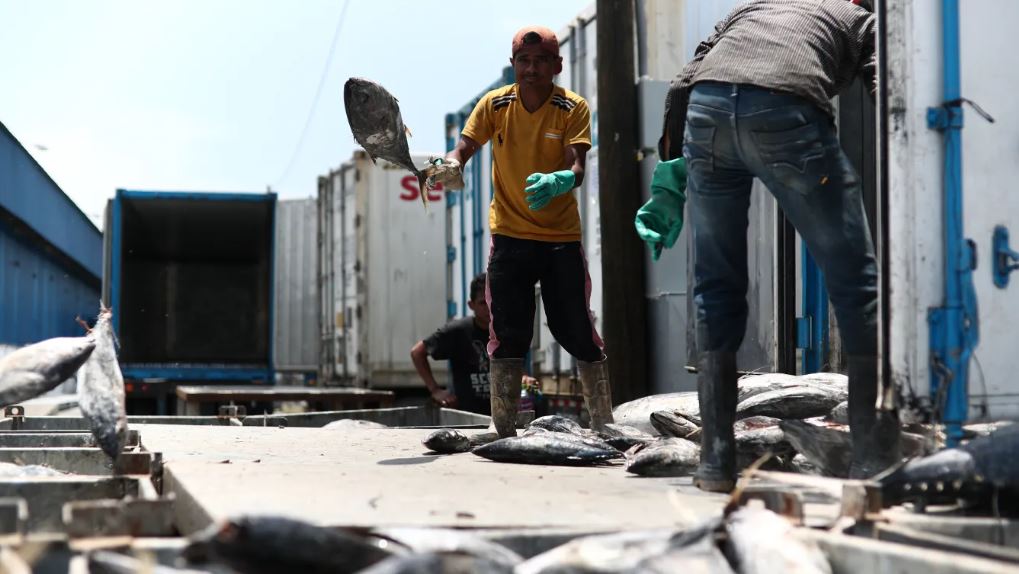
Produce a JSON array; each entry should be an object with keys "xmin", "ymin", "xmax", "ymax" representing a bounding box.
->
[
  {"xmin": 417, "ymin": 373, "xmax": 1014, "ymax": 499},
  {"xmin": 418, "ymin": 370, "xmax": 1019, "ymax": 516},
  {"xmin": 417, "ymin": 373, "xmax": 849, "ymax": 476},
  {"xmin": 613, "ymin": 372, "xmax": 937, "ymax": 479}
]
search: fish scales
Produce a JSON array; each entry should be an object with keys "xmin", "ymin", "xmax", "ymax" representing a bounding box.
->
[
  {"xmin": 357, "ymin": 551, "xmax": 512, "ymax": 574},
  {"xmin": 370, "ymin": 527, "xmax": 523, "ymax": 568},
  {"xmin": 736, "ymin": 386, "xmax": 844, "ymax": 420},
  {"xmin": 725, "ymin": 507, "xmax": 832, "ymax": 574},
  {"xmin": 613, "ymin": 392, "xmax": 701, "ymax": 434},
  {"xmin": 0, "ymin": 336, "xmax": 94, "ymax": 407},
  {"xmin": 344, "ymin": 77, "xmax": 429, "ymax": 207},
  {"xmin": 472, "ymin": 432, "xmax": 621, "ymax": 466},
  {"xmin": 185, "ymin": 515, "xmax": 393, "ymax": 574},
  {"xmin": 650, "ymin": 410, "xmax": 700, "ymax": 439},
  {"xmin": 423, "ymin": 429, "xmax": 472, "ymax": 454},
  {"xmin": 625, "ymin": 437, "xmax": 700, "ymax": 477},
  {"xmin": 78, "ymin": 306, "xmax": 128, "ymax": 461},
  {"xmin": 526, "ymin": 415, "xmax": 583, "ymax": 435}
]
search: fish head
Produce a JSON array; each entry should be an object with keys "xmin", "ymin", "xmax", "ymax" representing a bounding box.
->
[
  {"xmin": 344, "ymin": 77, "xmax": 388, "ymax": 109},
  {"xmin": 649, "ymin": 410, "xmax": 696, "ymax": 437}
]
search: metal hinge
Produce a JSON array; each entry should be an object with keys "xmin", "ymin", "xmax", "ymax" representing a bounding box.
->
[{"xmin": 993, "ymin": 225, "xmax": 1019, "ymax": 288}]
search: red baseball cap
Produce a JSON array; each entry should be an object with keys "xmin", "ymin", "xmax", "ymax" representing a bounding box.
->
[{"xmin": 512, "ymin": 26, "xmax": 560, "ymax": 58}]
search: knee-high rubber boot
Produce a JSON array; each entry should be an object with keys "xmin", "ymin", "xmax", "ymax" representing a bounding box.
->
[
  {"xmin": 489, "ymin": 357, "xmax": 523, "ymax": 438},
  {"xmin": 848, "ymin": 354, "xmax": 902, "ymax": 479},
  {"xmin": 693, "ymin": 351, "xmax": 738, "ymax": 493},
  {"xmin": 578, "ymin": 357, "xmax": 614, "ymax": 432}
]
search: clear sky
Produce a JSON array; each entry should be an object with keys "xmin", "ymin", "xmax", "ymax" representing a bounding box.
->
[{"xmin": 0, "ymin": 0, "xmax": 592, "ymax": 227}]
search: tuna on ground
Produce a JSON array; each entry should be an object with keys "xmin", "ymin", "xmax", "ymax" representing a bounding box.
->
[
  {"xmin": 422, "ymin": 429, "xmax": 472, "ymax": 454},
  {"xmin": 472, "ymin": 432, "xmax": 622, "ymax": 466}
]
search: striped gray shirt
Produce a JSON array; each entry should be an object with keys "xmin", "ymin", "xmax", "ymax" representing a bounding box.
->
[{"xmin": 660, "ymin": 0, "xmax": 875, "ymax": 159}]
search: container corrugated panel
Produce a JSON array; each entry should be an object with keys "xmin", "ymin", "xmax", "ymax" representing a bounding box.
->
[
  {"xmin": 317, "ymin": 171, "xmax": 338, "ymax": 382},
  {"xmin": 318, "ymin": 153, "xmax": 448, "ymax": 389},
  {"xmin": 0, "ymin": 121, "xmax": 101, "ymax": 348},
  {"xmin": 274, "ymin": 198, "xmax": 319, "ymax": 373},
  {"xmin": 317, "ymin": 163, "xmax": 360, "ymax": 384},
  {"xmin": 887, "ymin": 1, "xmax": 1019, "ymax": 421},
  {"xmin": 340, "ymin": 165, "xmax": 359, "ymax": 381},
  {"xmin": 0, "ymin": 218, "xmax": 99, "ymax": 346},
  {"xmin": 671, "ymin": 0, "xmax": 782, "ymax": 378},
  {"xmin": 0, "ymin": 121, "xmax": 102, "ymax": 278},
  {"xmin": 360, "ymin": 152, "xmax": 447, "ymax": 388}
]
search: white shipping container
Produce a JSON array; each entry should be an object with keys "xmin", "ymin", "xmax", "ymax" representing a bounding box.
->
[
  {"xmin": 274, "ymin": 198, "xmax": 319, "ymax": 375},
  {"xmin": 885, "ymin": 0, "xmax": 1019, "ymax": 421},
  {"xmin": 318, "ymin": 151, "xmax": 448, "ymax": 389}
]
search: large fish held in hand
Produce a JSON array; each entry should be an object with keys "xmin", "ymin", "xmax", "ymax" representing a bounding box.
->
[
  {"xmin": 344, "ymin": 77, "xmax": 430, "ymax": 207},
  {"xmin": 78, "ymin": 305, "xmax": 128, "ymax": 461},
  {"xmin": 0, "ymin": 336, "xmax": 94, "ymax": 407}
]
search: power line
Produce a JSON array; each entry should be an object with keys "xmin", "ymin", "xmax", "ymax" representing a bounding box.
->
[{"xmin": 274, "ymin": 0, "xmax": 350, "ymax": 189}]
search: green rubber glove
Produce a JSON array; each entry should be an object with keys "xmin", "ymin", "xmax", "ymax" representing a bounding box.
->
[
  {"xmin": 635, "ymin": 158, "xmax": 687, "ymax": 261},
  {"xmin": 524, "ymin": 170, "xmax": 576, "ymax": 211}
]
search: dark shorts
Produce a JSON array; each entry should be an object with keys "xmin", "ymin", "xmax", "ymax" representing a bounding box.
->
[{"xmin": 485, "ymin": 234, "xmax": 604, "ymax": 362}]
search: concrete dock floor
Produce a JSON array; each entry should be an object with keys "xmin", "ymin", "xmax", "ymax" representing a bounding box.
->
[{"xmin": 137, "ymin": 424, "xmax": 732, "ymax": 535}]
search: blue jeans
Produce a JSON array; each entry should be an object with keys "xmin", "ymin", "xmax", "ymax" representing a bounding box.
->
[{"xmin": 685, "ymin": 82, "xmax": 877, "ymax": 356}]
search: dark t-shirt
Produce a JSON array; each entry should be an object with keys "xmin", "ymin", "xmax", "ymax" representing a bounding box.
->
[{"xmin": 423, "ymin": 317, "xmax": 490, "ymax": 415}]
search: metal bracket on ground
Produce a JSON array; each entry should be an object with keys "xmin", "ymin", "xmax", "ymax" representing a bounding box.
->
[
  {"xmin": 3, "ymin": 406, "xmax": 24, "ymax": 431},
  {"xmin": 0, "ymin": 498, "xmax": 28, "ymax": 539},
  {"xmin": 62, "ymin": 496, "xmax": 177, "ymax": 538},
  {"xmin": 732, "ymin": 486, "xmax": 805, "ymax": 525},
  {"xmin": 839, "ymin": 482, "xmax": 885, "ymax": 535},
  {"xmin": 217, "ymin": 404, "xmax": 246, "ymax": 426}
]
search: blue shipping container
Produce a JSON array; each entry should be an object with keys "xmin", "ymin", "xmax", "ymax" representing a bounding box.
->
[
  {"xmin": 0, "ymin": 121, "xmax": 102, "ymax": 347},
  {"xmin": 104, "ymin": 190, "xmax": 277, "ymax": 382}
]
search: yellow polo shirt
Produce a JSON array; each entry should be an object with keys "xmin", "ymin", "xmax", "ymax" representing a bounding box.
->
[{"xmin": 462, "ymin": 84, "xmax": 591, "ymax": 242}]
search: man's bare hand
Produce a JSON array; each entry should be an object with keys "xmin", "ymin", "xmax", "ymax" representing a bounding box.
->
[{"xmin": 430, "ymin": 389, "xmax": 456, "ymax": 408}]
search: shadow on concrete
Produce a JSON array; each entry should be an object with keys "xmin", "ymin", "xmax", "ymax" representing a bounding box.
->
[{"xmin": 376, "ymin": 456, "xmax": 439, "ymax": 466}]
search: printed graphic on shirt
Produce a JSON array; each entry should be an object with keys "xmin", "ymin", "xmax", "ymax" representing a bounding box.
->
[{"xmin": 470, "ymin": 339, "xmax": 490, "ymax": 399}]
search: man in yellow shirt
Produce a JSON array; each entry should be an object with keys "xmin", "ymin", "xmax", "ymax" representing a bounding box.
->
[{"xmin": 426, "ymin": 26, "xmax": 612, "ymax": 437}]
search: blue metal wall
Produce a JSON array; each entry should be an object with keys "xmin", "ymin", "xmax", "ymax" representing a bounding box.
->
[{"xmin": 0, "ymin": 121, "xmax": 102, "ymax": 346}]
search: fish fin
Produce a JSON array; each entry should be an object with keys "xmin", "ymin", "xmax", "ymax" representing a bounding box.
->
[
  {"xmin": 405, "ymin": 125, "xmax": 413, "ymax": 138},
  {"xmin": 75, "ymin": 316, "xmax": 93, "ymax": 335},
  {"xmin": 418, "ymin": 174, "xmax": 429, "ymax": 211}
]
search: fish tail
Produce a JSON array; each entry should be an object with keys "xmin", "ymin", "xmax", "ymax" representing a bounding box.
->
[{"xmin": 418, "ymin": 174, "xmax": 429, "ymax": 211}]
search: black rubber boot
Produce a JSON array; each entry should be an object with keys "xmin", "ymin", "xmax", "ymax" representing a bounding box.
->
[
  {"xmin": 578, "ymin": 357, "xmax": 614, "ymax": 432},
  {"xmin": 489, "ymin": 357, "xmax": 523, "ymax": 438},
  {"xmin": 848, "ymin": 354, "xmax": 902, "ymax": 479},
  {"xmin": 693, "ymin": 351, "xmax": 738, "ymax": 493}
]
